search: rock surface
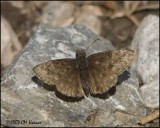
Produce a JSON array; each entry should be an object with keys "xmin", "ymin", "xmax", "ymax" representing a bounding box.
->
[
  {"xmin": 1, "ymin": 25, "xmax": 146, "ymax": 127},
  {"xmin": 129, "ymin": 15, "xmax": 159, "ymax": 108}
]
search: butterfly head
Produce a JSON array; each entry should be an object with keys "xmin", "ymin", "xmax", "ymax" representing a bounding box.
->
[{"xmin": 76, "ymin": 48, "xmax": 86, "ymax": 59}]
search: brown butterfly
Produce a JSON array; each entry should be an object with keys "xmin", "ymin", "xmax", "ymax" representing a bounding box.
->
[{"xmin": 33, "ymin": 48, "xmax": 134, "ymax": 97}]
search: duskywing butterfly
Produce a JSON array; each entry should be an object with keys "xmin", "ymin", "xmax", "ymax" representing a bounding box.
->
[{"xmin": 33, "ymin": 45, "xmax": 134, "ymax": 97}]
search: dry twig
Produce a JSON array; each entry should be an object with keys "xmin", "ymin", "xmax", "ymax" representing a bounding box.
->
[
  {"xmin": 139, "ymin": 109, "xmax": 159, "ymax": 125},
  {"xmin": 110, "ymin": 1, "xmax": 159, "ymax": 27},
  {"xmin": 135, "ymin": 4, "xmax": 159, "ymax": 12}
]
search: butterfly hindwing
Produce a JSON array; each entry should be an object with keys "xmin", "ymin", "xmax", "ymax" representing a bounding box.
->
[
  {"xmin": 87, "ymin": 49, "xmax": 134, "ymax": 94},
  {"xmin": 88, "ymin": 67, "xmax": 118, "ymax": 94},
  {"xmin": 33, "ymin": 59, "xmax": 85, "ymax": 97}
]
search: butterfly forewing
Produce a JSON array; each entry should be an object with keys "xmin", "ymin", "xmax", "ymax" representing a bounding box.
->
[
  {"xmin": 87, "ymin": 49, "xmax": 134, "ymax": 94},
  {"xmin": 107, "ymin": 49, "xmax": 135, "ymax": 74},
  {"xmin": 33, "ymin": 59, "xmax": 85, "ymax": 97}
]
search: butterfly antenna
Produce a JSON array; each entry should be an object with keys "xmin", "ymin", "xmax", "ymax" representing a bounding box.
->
[{"xmin": 85, "ymin": 39, "xmax": 100, "ymax": 51}]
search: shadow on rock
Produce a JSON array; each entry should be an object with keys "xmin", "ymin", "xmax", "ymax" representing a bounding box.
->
[{"xmin": 117, "ymin": 70, "xmax": 131, "ymax": 85}]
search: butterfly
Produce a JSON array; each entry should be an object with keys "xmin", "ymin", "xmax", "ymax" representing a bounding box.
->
[{"xmin": 33, "ymin": 48, "xmax": 134, "ymax": 97}]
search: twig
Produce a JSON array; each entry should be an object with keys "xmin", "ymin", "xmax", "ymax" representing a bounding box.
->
[
  {"xmin": 130, "ymin": 1, "xmax": 141, "ymax": 14},
  {"xmin": 125, "ymin": 13, "xmax": 140, "ymax": 27},
  {"xmin": 135, "ymin": 4, "xmax": 159, "ymax": 12},
  {"xmin": 109, "ymin": 1, "xmax": 158, "ymax": 27},
  {"xmin": 139, "ymin": 109, "xmax": 159, "ymax": 125}
]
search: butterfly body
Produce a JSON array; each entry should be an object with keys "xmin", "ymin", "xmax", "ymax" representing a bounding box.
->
[
  {"xmin": 33, "ymin": 48, "xmax": 134, "ymax": 97},
  {"xmin": 76, "ymin": 49, "xmax": 90, "ymax": 96}
]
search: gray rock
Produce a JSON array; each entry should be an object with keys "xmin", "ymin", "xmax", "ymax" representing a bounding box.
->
[
  {"xmin": 129, "ymin": 15, "xmax": 159, "ymax": 108},
  {"xmin": 115, "ymin": 111, "xmax": 142, "ymax": 127},
  {"xmin": 140, "ymin": 80, "xmax": 159, "ymax": 108},
  {"xmin": 1, "ymin": 25, "xmax": 146, "ymax": 127},
  {"xmin": 85, "ymin": 109, "xmax": 118, "ymax": 127}
]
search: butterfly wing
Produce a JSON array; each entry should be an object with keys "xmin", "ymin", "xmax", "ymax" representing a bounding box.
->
[
  {"xmin": 87, "ymin": 49, "xmax": 134, "ymax": 94},
  {"xmin": 33, "ymin": 59, "xmax": 85, "ymax": 97}
]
